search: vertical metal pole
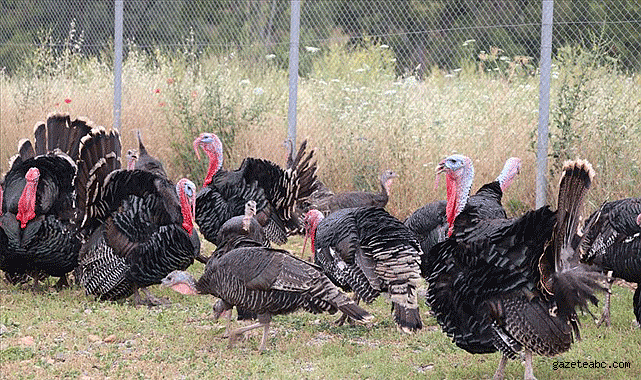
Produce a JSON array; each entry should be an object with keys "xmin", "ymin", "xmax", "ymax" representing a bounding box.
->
[
  {"xmin": 536, "ymin": 0, "xmax": 554, "ymax": 208},
  {"xmin": 113, "ymin": 0, "xmax": 124, "ymax": 133},
  {"xmin": 287, "ymin": 0, "xmax": 300, "ymax": 157}
]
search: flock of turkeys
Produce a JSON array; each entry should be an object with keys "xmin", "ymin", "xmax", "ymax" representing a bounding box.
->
[{"xmin": 1, "ymin": 113, "xmax": 639, "ymax": 379}]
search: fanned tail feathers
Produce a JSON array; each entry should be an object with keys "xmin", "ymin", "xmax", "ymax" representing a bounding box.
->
[
  {"xmin": 554, "ymin": 159, "xmax": 595, "ymax": 270},
  {"xmin": 76, "ymin": 126, "xmax": 122, "ymax": 227},
  {"xmin": 545, "ymin": 159, "xmax": 604, "ymax": 320},
  {"xmin": 550, "ymin": 266, "xmax": 603, "ymax": 320},
  {"xmin": 271, "ymin": 140, "xmax": 319, "ymax": 237},
  {"xmin": 32, "ymin": 112, "xmax": 94, "ymax": 159}
]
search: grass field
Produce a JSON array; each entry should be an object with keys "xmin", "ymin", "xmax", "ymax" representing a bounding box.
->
[{"xmin": 1, "ymin": 235, "xmax": 639, "ymax": 380}]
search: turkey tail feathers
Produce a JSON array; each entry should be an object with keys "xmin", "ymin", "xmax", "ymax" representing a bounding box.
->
[
  {"xmin": 551, "ymin": 266, "xmax": 603, "ymax": 320},
  {"xmin": 76, "ymin": 126, "xmax": 122, "ymax": 227},
  {"xmin": 550, "ymin": 159, "xmax": 604, "ymax": 320},
  {"xmin": 33, "ymin": 118, "xmax": 47, "ymax": 155},
  {"xmin": 337, "ymin": 301, "xmax": 374, "ymax": 324},
  {"xmin": 555, "ymin": 159, "xmax": 595, "ymax": 270},
  {"xmin": 17, "ymin": 138, "xmax": 35, "ymax": 161}
]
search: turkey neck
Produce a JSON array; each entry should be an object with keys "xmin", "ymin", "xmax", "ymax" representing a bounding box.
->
[
  {"xmin": 381, "ymin": 178, "xmax": 393, "ymax": 198},
  {"xmin": 178, "ymin": 188, "xmax": 195, "ymax": 235},
  {"xmin": 445, "ymin": 168, "xmax": 473, "ymax": 236},
  {"xmin": 17, "ymin": 169, "xmax": 40, "ymax": 229},
  {"xmin": 203, "ymin": 147, "xmax": 223, "ymax": 187},
  {"xmin": 304, "ymin": 211, "xmax": 323, "ymax": 257},
  {"xmin": 496, "ymin": 157, "xmax": 521, "ymax": 192}
]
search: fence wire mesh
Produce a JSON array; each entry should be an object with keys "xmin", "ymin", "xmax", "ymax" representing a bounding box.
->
[{"xmin": 1, "ymin": 0, "xmax": 640, "ymax": 216}]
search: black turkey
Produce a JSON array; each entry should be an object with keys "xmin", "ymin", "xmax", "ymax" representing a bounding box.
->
[
  {"xmin": 580, "ymin": 197, "xmax": 641, "ymax": 327},
  {"xmin": 307, "ymin": 170, "xmax": 398, "ymax": 215},
  {"xmin": 425, "ymin": 156, "xmax": 604, "ymax": 380},
  {"xmin": 131, "ymin": 130, "xmax": 167, "ymax": 176},
  {"xmin": 161, "ymin": 246, "xmax": 374, "ymax": 352},
  {"xmin": 193, "ymin": 132, "xmax": 318, "ymax": 246},
  {"xmin": 406, "ymin": 156, "xmax": 521, "ymax": 273},
  {"xmin": 74, "ymin": 127, "xmax": 200, "ymax": 305},
  {"xmin": 304, "ymin": 206, "xmax": 423, "ymax": 333},
  {"xmin": 0, "ymin": 113, "xmax": 91, "ymax": 288}
]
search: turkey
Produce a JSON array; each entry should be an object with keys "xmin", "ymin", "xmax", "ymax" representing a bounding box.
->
[
  {"xmin": 0, "ymin": 113, "xmax": 91, "ymax": 288},
  {"xmin": 214, "ymin": 200, "xmax": 268, "ymax": 253},
  {"xmin": 74, "ymin": 126, "xmax": 201, "ymax": 305},
  {"xmin": 209, "ymin": 200, "xmax": 268, "ymax": 324},
  {"xmin": 579, "ymin": 197, "xmax": 641, "ymax": 327},
  {"xmin": 161, "ymin": 246, "xmax": 374, "ymax": 352},
  {"xmin": 193, "ymin": 132, "xmax": 318, "ymax": 246},
  {"xmin": 304, "ymin": 206, "xmax": 423, "ymax": 333},
  {"xmin": 425, "ymin": 156, "xmax": 604, "ymax": 380},
  {"xmin": 406, "ymin": 156, "xmax": 521, "ymax": 271},
  {"xmin": 307, "ymin": 170, "xmax": 398, "ymax": 215},
  {"xmin": 131, "ymin": 130, "xmax": 167, "ymax": 176}
]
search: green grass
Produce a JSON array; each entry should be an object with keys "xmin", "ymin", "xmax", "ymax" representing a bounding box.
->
[{"xmin": 0, "ymin": 237, "xmax": 639, "ymax": 380}]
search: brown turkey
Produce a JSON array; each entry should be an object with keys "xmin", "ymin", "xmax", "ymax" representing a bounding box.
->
[
  {"xmin": 424, "ymin": 155, "xmax": 604, "ymax": 380},
  {"xmin": 161, "ymin": 246, "xmax": 374, "ymax": 352}
]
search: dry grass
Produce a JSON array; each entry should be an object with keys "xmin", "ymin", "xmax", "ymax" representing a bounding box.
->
[{"xmin": 2, "ymin": 47, "xmax": 638, "ymax": 223}]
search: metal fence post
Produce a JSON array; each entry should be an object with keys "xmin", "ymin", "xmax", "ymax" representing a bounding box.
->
[
  {"xmin": 287, "ymin": 0, "xmax": 300, "ymax": 157},
  {"xmin": 536, "ymin": 0, "xmax": 554, "ymax": 208},
  {"xmin": 113, "ymin": 0, "xmax": 124, "ymax": 133}
]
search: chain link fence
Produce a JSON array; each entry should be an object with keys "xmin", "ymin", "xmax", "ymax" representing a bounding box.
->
[{"xmin": 1, "ymin": 0, "xmax": 640, "ymax": 216}]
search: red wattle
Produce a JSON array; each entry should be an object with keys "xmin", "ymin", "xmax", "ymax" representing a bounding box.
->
[
  {"xmin": 179, "ymin": 191, "xmax": 194, "ymax": 235},
  {"xmin": 445, "ymin": 175, "xmax": 458, "ymax": 231},
  {"xmin": 17, "ymin": 181, "xmax": 37, "ymax": 229}
]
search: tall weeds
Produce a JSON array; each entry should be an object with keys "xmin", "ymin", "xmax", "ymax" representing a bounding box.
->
[{"xmin": 1, "ymin": 39, "xmax": 639, "ymax": 218}]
